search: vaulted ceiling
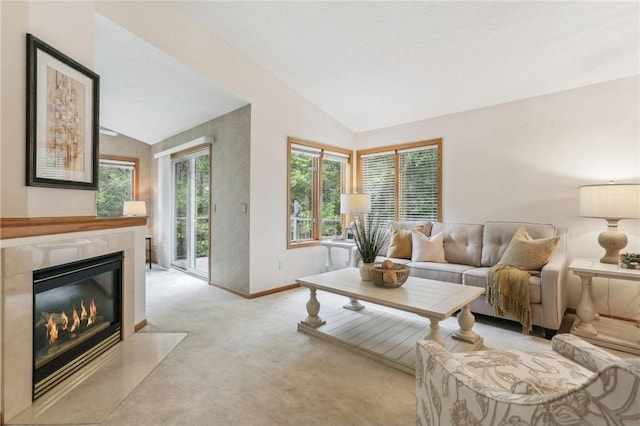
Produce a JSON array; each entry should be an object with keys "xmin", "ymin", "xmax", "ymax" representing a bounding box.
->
[{"xmin": 95, "ymin": 1, "xmax": 639, "ymax": 144}]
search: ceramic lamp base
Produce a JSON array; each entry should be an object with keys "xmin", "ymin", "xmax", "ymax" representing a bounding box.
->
[{"xmin": 598, "ymin": 220, "xmax": 627, "ymax": 264}]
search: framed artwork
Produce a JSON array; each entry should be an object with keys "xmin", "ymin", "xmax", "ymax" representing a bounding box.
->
[
  {"xmin": 345, "ymin": 227, "xmax": 355, "ymax": 242},
  {"xmin": 26, "ymin": 33, "xmax": 100, "ymax": 190}
]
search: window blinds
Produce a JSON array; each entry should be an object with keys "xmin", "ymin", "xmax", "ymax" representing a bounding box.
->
[
  {"xmin": 360, "ymin": 152, "xmax": 396, "ymax": 223},
  {"xmin": 360, "ymin": 145, "xmax": 439, "ymax": 222},
  {"xmin": 398, "ymin": 146, "xmax": 438, "ymax": 221}
]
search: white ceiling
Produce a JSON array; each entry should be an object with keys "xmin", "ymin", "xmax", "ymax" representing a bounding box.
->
[
  {"xmin": 95, "ymin": 1, "xmax": 639, "ymax": 143},
  {"xmin": 94, "ymin": 14, "xmax": 248, "ymax": 144}
]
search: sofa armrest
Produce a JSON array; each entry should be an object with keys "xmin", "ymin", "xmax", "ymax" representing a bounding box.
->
[
  {"xmin": 538, "ymin": 250, "xmax": 568, "ymax": 330},
  {"xmin": 417, "ymin": 339, "xmax": 640, "ymax": 426},
  {"xmin": 552, "ymin": 333, "xmax": 620, "ymax": 372}
]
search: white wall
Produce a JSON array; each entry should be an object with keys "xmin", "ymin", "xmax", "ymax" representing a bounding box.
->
[
  {"xmin": 4, "ymin": 1, "xmax": 636, "ymax": 315},
  {"xmin": 356, "ymin": 76, "xmax": 640, "ymax": 318},
  {"xmin": 0, "ymin": 1, "xmax": 97, "ymax": 217},
  {"xmin": 0, "ymin": 1, "xmax": 148, "ymax": 373},
  {"xmin": 96, "ymin": 2, "xmax": 355, "ymax": 294}
]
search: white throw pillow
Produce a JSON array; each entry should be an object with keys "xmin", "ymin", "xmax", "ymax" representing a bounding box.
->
[{"xmin": 411, "ymin": 230, "xmax": 447, "ymax": 263}]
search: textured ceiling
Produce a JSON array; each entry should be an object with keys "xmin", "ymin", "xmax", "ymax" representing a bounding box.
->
[
  {"xmin": 180, "ymin": 1, "xmax": 639, "ymax": 132},
  {"xmin": 95, "ymin": 1, "xmax": 639, "ymax": 143}
]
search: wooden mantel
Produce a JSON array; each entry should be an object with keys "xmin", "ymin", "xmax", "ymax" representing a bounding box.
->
[{"xmin": 0, "ymin": 216, "xmax": 147, "ymax": 240}]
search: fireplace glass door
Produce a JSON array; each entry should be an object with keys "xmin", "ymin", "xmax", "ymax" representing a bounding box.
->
[{"xmin": 33, "ymin": 252, "xmax": 122, "ymax": 399}]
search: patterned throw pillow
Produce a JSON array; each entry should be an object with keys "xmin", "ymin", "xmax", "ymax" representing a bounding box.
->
[
  {"xmin": 499, "ymin": 227, "xmax": 559, "ymax": 271},
  {"xmin": 386, "ymin": 226, "xmax": 423, "ymax": 259},
  {"xmin": 411, "ymin": 230, "xmax": 447, "ymax": 263}
]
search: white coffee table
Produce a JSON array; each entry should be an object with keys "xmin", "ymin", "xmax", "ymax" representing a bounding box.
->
[{"xmin": 296, "ymin": 268, "xmax": 484, "ymax": 350}]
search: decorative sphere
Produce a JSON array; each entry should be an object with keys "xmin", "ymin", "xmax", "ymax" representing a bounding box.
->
[{"xmin": 382, "ymin": 259, "xmax": 395, "ymax": 270}]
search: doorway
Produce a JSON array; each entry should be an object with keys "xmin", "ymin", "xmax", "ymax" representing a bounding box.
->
[{"xmin": 172, "ymin": 149, "xmax": 210, "ymax": 279}]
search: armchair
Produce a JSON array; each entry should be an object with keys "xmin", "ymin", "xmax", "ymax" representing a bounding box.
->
[{"xmin": 416, "ymin": 334, "xmax": 640, "ymax": 425}]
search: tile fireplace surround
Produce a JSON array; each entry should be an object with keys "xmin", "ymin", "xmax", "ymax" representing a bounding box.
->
[{"xmin": 0, "ymin": 218, "xmax": 147, "ymax": 422}]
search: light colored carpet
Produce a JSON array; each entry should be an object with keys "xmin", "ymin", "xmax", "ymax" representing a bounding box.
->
[
  {"xmin": 102, "ymin": 267, "xmax": 416, "ymax": 425},
  {"xmin": 97, "ymin": 267, "xmax": 559, "ymax": 425}
]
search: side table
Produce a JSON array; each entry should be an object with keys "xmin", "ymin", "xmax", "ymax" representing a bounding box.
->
[
  {"xmin": 319, "ymin": 240, "xmax": 357, "ymax": 271},
  {"xmin": 569, "ymin": 258, "xmax": 640, "ymax": 355},
  {"xmin": 318, "ymin": 240, "xmax": 363, "ymax": 311}
]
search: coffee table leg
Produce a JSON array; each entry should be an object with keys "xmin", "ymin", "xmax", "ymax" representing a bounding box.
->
[
  {"xmin": 301, "ymin": 288, "xmax": 326, "ymax": 328},
  {"xmin": 425, "ymin": 318, "xmax": 445, "ymax": 347},
  {"xmin": 453, "ymin": 304, "xmax": 482, "ymax": 346},
  {"xmin": 343, "ymin": 298, "xmax": 364, "ymax": 311}
]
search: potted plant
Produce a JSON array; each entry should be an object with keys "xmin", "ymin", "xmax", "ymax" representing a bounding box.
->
[{"xmin": 352, "ymin": 211, "xmax": 389, "ymax": 280}]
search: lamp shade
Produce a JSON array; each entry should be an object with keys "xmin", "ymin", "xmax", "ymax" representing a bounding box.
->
[
  {"xmin": 340, "ymin": 193, "xmax": 371, "ymax": 214},
  {"xmin": 123, "ymin": 201, "xmax": 147, "ymax": 216},
  {"xmin": 579, "ymin": 184, "xmax": 640, "ymax": 219}
]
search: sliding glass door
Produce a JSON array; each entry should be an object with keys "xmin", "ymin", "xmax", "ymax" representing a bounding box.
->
[{"xmin": 172, "ymin": 150, "xmax": 210, "ymax": 278}]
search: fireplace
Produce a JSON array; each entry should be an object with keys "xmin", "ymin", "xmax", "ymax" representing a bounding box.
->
[{"xmin": 33, "ymin": 251, "xmax": 123, "ymax": 399}]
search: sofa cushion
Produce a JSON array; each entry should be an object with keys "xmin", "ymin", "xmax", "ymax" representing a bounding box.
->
[
  {"xmin": 431, "ymin": 223, "xmax": 483, "ymax": 266},
  {"xmin": 386, "ymin": 226, "xmax": 417, "ymax": 259},
  {"xmin": 380, "ymin": 221, "xmax": 432, "ymax": 257},
  {"xmin": 464, "ymin": 267, "xmax": 541, "ymax": 304},
  {"xmin": 500, "ymin": 227, "xmax": 560, "ymax": 271},
  {"xmin": 411, "ymin": 230, "xmax": 446, "ymax": 262},
  {"xmin": 408, "ymin": 262, "xmax": 475, "ymax": 284},
  {"xmin": 481, "ymin": 221, "xmax": 557, "ymax": 267}
]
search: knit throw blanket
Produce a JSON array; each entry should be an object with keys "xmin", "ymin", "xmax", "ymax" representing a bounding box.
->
[{"xmin": 486, "ymin": 264, "xmax": 532, "ymax": 334}]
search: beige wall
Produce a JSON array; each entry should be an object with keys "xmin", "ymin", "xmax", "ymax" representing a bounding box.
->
[
  {"xmin": 355, "ymin": 76, "xmax": 640, "ymax": 319},
  {"xmin": 2, "ymin": 1, "xmax": 637, "ymax": 316},
  {"xmin": 96, "ymin": 2, "xmax": 356, "ymax": 294},
  {"xmin": 0, "ymin": 1, "xmax": 97, "ymax": 217}
]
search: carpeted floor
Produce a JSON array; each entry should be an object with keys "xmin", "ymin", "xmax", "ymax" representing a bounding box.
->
[
  {"xmin": 101, "ymin": 267, "xmax": 416, "ymax": 425},
  {"xmin": 99, "ymin": 266, "xmax": 558, "ymax": 426}
]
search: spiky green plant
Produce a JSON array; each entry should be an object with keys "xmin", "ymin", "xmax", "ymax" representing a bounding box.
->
[{"xmin": 352, "ymin": 211, "xmax": 389, "ymax": 264}]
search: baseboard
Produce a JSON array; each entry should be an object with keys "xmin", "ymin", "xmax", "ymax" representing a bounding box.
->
[
  {"xmin": 134, "ymin": 319, "xmax": 148, "ymax": 332},
  {"xmin": 212, "ymin": 282, "xmax": 300, "ymax": 299},
  {"xmin": 565, "ymin": 308, "xmax": 638, "ymax": 323}
]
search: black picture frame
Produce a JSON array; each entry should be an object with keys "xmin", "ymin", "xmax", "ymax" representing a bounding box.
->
[
  {"xmin": 26, "ymin": 33, "xmax": 100, "ymax": 190},
  {"xmin": 345, "ymin": 227, "xmax": 355, "ymax": 242}
]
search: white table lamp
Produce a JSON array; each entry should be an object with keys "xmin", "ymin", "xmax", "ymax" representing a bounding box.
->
[
  {"xmin": 123, "ymin": 200, "xmax": 147, "ymax": 217},
  {"xmin": 340, "ymin": 193, "xmax": 371, "ymax": 240},
  {"xmin": 579, "ymin": 183, "xmax": 640, "ymax": 264},
  {"xmin": 340, "ymin": 193, "xmax": 371, "ymax": 215}
]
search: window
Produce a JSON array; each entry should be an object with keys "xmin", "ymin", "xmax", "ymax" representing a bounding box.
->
[
  {"xmin": 357, "ymin": 139, "xmax": 441, "ymax": 222},
  {"xmin": 288, "ymin": 138, "xmax": 352, "ymax": 247},
  {"xmin": 97, "ymin": 156, "xmax": 139, "ymax": 217}
]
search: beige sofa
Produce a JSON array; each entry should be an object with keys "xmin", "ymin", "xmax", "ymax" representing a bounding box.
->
[{"xmin": 374, "ymin": 221, "xmax": 568, "ymax": 337}]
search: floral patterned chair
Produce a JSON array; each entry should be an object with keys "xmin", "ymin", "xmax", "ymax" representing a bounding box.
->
[{"xmin": 416, "ymin": 333, "xmax": 640, "ymax": 425}]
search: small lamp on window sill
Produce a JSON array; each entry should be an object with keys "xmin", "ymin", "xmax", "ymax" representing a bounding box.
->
[
  {"xmin": 340, "ymin": 193, "xmax": 371, "ymax": 240},
  {"xmin": 579, "ymin": 183, "xmax": 640, "ymax": 264},
  {"xmin": 123, "ymin": 201, "xmax": 147, "ymax": 217}
]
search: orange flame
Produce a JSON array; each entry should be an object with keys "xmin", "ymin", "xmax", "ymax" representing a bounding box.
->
[
  {"xmin": 61, "ymin": 311, "xmax": 69, "ymax": 330},
  {"xmin": 70, "ymin": 306, "xmax": 80, "ymax": 332},
  {"xmin": 46, "ymin": 314, "xmax": 58, "ymax": 344},
  {"xmin": 87, "ymin": 299, "xmax": 97, "ymax": 326},
  {"xmin": 80, "ymin": 300, "xmax": 87, "ymax": 321},
  {"xmin": 44, "ymin": 300, "xmax": 101, "ymax": 347}
]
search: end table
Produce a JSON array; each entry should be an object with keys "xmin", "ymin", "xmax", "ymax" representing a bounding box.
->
[
  {"xmin": 569, "ymin": 258, "xmax": 640, "ymax": 355},
  {"xmin": 319, "ymin": 240, "xmax": 357, "ymax": 271}
]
